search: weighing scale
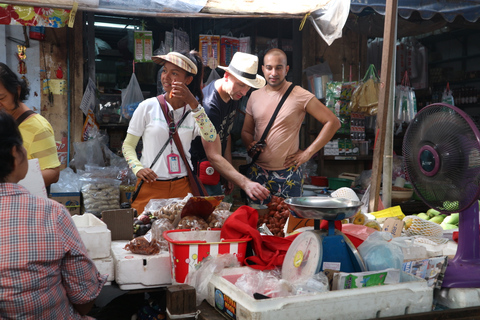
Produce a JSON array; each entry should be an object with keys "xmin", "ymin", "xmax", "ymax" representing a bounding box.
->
[{"xmin": 282, "ymin": 197, "xmax": 366, "ymax": 283}]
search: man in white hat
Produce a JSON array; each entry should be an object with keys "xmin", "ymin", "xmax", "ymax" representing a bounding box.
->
[
  {"xmin": 241, "ymin": 48, "xmax": 340, "ymax": 204},
  {"xmin": 191, "ymin": 52, "xmax": 270, "ymax": 201}
]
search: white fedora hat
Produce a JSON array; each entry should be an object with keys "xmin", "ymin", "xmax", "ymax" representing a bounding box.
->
[{"xmin": 218, "ymin": 52, "xmax": 265, "ymax": 89}]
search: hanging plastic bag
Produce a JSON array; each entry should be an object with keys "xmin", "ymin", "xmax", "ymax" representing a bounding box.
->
[
  {"xmin": 121, "ymin": 73, "xmax": 144, "ymax": 120},
  {"xmin": 304, "ymin": 62, "xmax": 332, "ymax": 99},
  {"xmin": 394, "ymin": 71, "xmax": 417, "ymax": 133},
  {"xmin": 350, "ymin": 64, "xmax": 380, "ymax": 116},
  {"xmin": 205, "ymin": 68, "xmax": 221, "ymax": 86},
  {"xmin": 442, "ymin": 82, "xmax": 455, "ymax": 106}
]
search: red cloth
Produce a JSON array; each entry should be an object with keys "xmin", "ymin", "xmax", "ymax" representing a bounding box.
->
[
  {"xmin": 221, "ymin": 205, "xmax": 299, "ymax": 270},
  {"xmin": 319, "ymin": 220, "xmax": 343, "ymax": 231}
]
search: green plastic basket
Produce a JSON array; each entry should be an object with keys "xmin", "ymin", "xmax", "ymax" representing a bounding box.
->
[{"xmin": 328, "ymin": 177, "xmax": 352, "ymax": 190}]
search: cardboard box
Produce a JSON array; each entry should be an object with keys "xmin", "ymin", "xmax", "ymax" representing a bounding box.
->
[
  {"xmin": 101, "ymin": 208, "xmax": 135, "ymax": 241},
  {"xmin": 286, "ymin": 213, "xmax": 315, "ymax": 233},
  {"xmin": 50, "ymin": 192, "xmax": 81, "ymax": 215}
]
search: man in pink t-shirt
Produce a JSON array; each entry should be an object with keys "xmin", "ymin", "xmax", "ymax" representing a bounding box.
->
[{"xmin": 241, "ymin": 48, "xmax": 340, "ymax": 204}]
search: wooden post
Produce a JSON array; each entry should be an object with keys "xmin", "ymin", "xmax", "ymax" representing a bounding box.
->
[{"xmin": 368, "ymin": 0, "xmax": 398, "ymax": 212}]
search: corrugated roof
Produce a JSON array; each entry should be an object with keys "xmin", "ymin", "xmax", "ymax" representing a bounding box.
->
[{"xmin": 350, "ymin": 0, "xmax": 480, "ymax": 23}]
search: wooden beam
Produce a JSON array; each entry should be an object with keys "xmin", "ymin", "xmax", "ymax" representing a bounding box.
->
[{"xmin": 368, "ymin": 0, "xmax": 398, "ymax": 212}]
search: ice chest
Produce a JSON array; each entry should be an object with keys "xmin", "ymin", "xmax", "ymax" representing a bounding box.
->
[
  {"xmin": 111, "ymin": 240, "xmax": 171, "ymax": 290},
  {"xmin": 164, "ymin": 229, "xmax": 250, "ymax": 284},
  {"xmin": 72, "ymin": 213, "xmax": 111, "ymax": 259},
  {"xmin": 207, "ymin": 267, "xmax": 433, "ymax": 320}
]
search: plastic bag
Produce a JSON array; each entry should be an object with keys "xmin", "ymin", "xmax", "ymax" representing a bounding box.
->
[
  {"xmin": 394, "ymin": 71, "xmax": 417, "ymax": 128},
  {"xmin": 325, "ymin": 81, "xmax": 342, "ymax": 116},
  {"xmin": 144, "ymin": 197, "xmax": 185, "ymax": 224},
  {"xmin": 206, "ymin": 202, "xmax": 232, "ymax": 228},
  {"xmin": 307, "ymin": 0, "xmax": 350, "ymax": 46},
  {"xmin": 304, "ymin": 62, "xmax": 332, "ymax": 99},
  {"xmin": 50, "ymin": 167, "xmax": 82, "ymax": 193},
  {"xmin": 350, "ymin": 64, "xmax": 380, "ymax": 116},
  {"xmin": 121, "ymin": 73, "xmax": 144, "ymax": 120},
  {"xmin": 403, "ymin": 215, "xmax": 444, "ymax": 238},
  {"xmin": 124, "ymin": 233, "xmax": 161, "ymax": 255},
  {"xmin": 205, "ymin": 68, "xmax": 221, "ymax": 86},
  {"xmin": 358, "ymin": 231, "xmax": 404, "ymax": 271},
  {"xmin": 235, "ymin": 269, "xmax": 293, "ymax": 298},
  {"xmin": 176, "ymin": 215, "xmax": 209, "ymax": 230},
  {"xmin": 293, "ymin": 272, "xmax": 330, "ymax": 295},
  {"xmin": 80, "ymin": 176, "xmax": 121, "ymax": 217},
  {"xmin": 151, "ymin": 217, "xmax": 174, "ymax": 242},
  {"xmin": 185, "ymin": 254, "xmax": 240, "ymax": 306},
  {"xmin": 442, "ymin": 82, "xmax": 455, "ymax": 106}
]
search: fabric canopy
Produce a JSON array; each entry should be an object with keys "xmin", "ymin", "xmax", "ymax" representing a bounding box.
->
[{"xmin": 351, "ymin": 0, "xmax": 480, "ymax": 23}]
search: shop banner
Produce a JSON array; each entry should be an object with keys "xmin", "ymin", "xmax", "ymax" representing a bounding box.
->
[
  {"xmin": 0, "ymin": 4, "xmax": 70, "ymax": 27},
  {"xmin": 199, "ymin": 33, "xmax": 220, "ymax": 68}
]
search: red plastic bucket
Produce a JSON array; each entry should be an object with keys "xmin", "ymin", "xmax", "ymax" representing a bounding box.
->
[{"xmin": 163, "ymin": 229, "xmax": 250, "ymax": 283}]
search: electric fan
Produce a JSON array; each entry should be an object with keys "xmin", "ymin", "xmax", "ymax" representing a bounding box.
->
[{"xmin": 403, "ymin": 103, "xmax": 480, "ymax": 288}]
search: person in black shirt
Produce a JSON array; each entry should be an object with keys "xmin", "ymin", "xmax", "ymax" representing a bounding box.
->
[{"xmin": 191, "ymin": 52, "xmax": 270, "ymax": 201}]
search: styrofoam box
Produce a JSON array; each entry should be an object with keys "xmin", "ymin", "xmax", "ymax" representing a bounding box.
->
[
  {"xmin": 72, "ymin": 213, "xmax": 111, "ymax": 259},
  {"xmin": 435, "ymin": 288, "xmax": 480, "ymax": 309},
  {"xmin": 94, "ymin": 256, "xmax": 115, "ymax": 283},
  {"xmin": 207, "ymin": 267, "xmax": 433, "ymax": 320},
  {"xmin": 111, "ymin": 240, "xmax": 171, "ymax": 290}
]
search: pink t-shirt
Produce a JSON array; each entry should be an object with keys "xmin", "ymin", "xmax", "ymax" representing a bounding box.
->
[{"xmin": 246, "ymin": 81, "xmax": 315, "ymax": 170}]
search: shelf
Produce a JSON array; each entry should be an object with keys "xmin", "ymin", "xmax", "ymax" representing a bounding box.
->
[
  {"xmin": 431, "ymin": 78, "xmax": 480, "ymax": 87},
  {"xmin": 429, "ymin": 53, "xmax": 480, "ymax": 66},
  {"xmin": 323, "ymin": 155, "xmax": 372, "ymax": 161},
  {"xmin": 99, "ymin": 123, "xmax": 129, "ymax": 129}
]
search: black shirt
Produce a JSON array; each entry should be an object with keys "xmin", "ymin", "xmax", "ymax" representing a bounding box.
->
[{"xmin": 190, "ymin": 80, "xmax": 238, "ymax": 172}]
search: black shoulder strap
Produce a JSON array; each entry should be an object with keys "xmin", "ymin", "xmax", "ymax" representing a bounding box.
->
[
  {"xmin": 251, "ymin": 83, "xmax": 295, "ymax": 164},
  {"xmin": 16, "ymin": 110, "xmax": 36, "ymax": 126},
  {"xmin": 258, "ymin": 83, "xmax": 295, "ymax": 143}
]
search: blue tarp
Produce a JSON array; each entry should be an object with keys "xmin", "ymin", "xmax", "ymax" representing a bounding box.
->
[{"xmin": 351, "ymin": 0, "xmax": 480, "ymax": 23}]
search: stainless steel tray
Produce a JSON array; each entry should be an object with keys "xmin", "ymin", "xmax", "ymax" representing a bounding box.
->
[{"xmin": 284, "ymin": 197, "xmax": 363, "ymax": 220}]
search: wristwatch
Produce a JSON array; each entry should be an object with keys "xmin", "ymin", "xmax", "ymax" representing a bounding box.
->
[{"xmin": 191, "ymin": 104, "xmax": 203, "ymax": 113}]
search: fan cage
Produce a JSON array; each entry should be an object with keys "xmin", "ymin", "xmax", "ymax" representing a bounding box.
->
[{"xmin": 403, "ymin": 103, "xmax": 480, "ymax": 213}]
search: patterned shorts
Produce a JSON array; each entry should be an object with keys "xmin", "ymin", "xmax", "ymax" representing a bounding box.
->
[{"xmin": 246, "ymin": 163, "xmax": 303, "ymax": 205}]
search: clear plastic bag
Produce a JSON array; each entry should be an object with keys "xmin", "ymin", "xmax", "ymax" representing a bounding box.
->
[
  {"xmin": 206, "ymin": 209, "xmax": 232, "ymax": 228},
  {"xmin": 176, "ymin": 215, "xmax": 209, "ymax": 230},
  {"xmin": 124, "ymin": 233, "xmax": 161, "ymax": 255},
  {"xmin": 185, "ymin": 254, "xmax": 241, "ymax": 306},
  {"xmin": 80, "ymin": 176, "xmax": 121, "ymax": 216},
  {"xmin": 358, "ymin": 231, "xmax": 404, "ymax": 271},
  {"xmin": 144, "ymin": 198, "xmax": 185, "ymax": 224},
  {"xmin": 235, "ymin": 269, "xmax": 293, "ymax": 298},
  {"xmin": 293, "ymin": 272, "xmax": 330, "ymax": 295},
  {"xmin": 121, "ymin": 73, "xmax": 144, "ymax": 120},
  {"xmin": 50, "ymin": 167, "xmax": 82, "ymax": 193},
  {"xmin": 442, "ymin": 83, "xmax": 455, "ymax": 106}
]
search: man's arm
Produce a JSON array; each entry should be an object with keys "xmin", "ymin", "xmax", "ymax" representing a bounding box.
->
[
  {"xmin": 202, "ymin": 137, "xmax": 269, "ymax": 201},
  {"xmin": 241, "ymin": 113, "xmax": 257, "ymax": 152},
  {"xmin": 284, "ymin": 98, "xmax": 341, "ymax": 168}
]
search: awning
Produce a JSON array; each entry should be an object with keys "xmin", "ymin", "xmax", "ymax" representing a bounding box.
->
[{"xmin": 351, "ymin": 0, "xmax": 480, "ymax": 23}]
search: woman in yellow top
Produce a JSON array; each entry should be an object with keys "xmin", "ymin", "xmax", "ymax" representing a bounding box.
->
[
  {"xmin": 0, "ymin": 62, "xmax": 60, "ymax": 191},
  {"xmin": 122, "ymin": 50, "xmax": 217, "ymax": 214}
]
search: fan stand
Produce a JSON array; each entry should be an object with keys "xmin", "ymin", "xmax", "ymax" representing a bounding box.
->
[{"xmin": 442, "ymin": 203, "xmax": 480, "ymax": 288}]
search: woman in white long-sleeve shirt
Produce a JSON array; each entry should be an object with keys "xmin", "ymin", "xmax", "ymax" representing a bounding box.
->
[{"xmin": 122, "ymin": 50, "xmax": 216, "ymax": 214}]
